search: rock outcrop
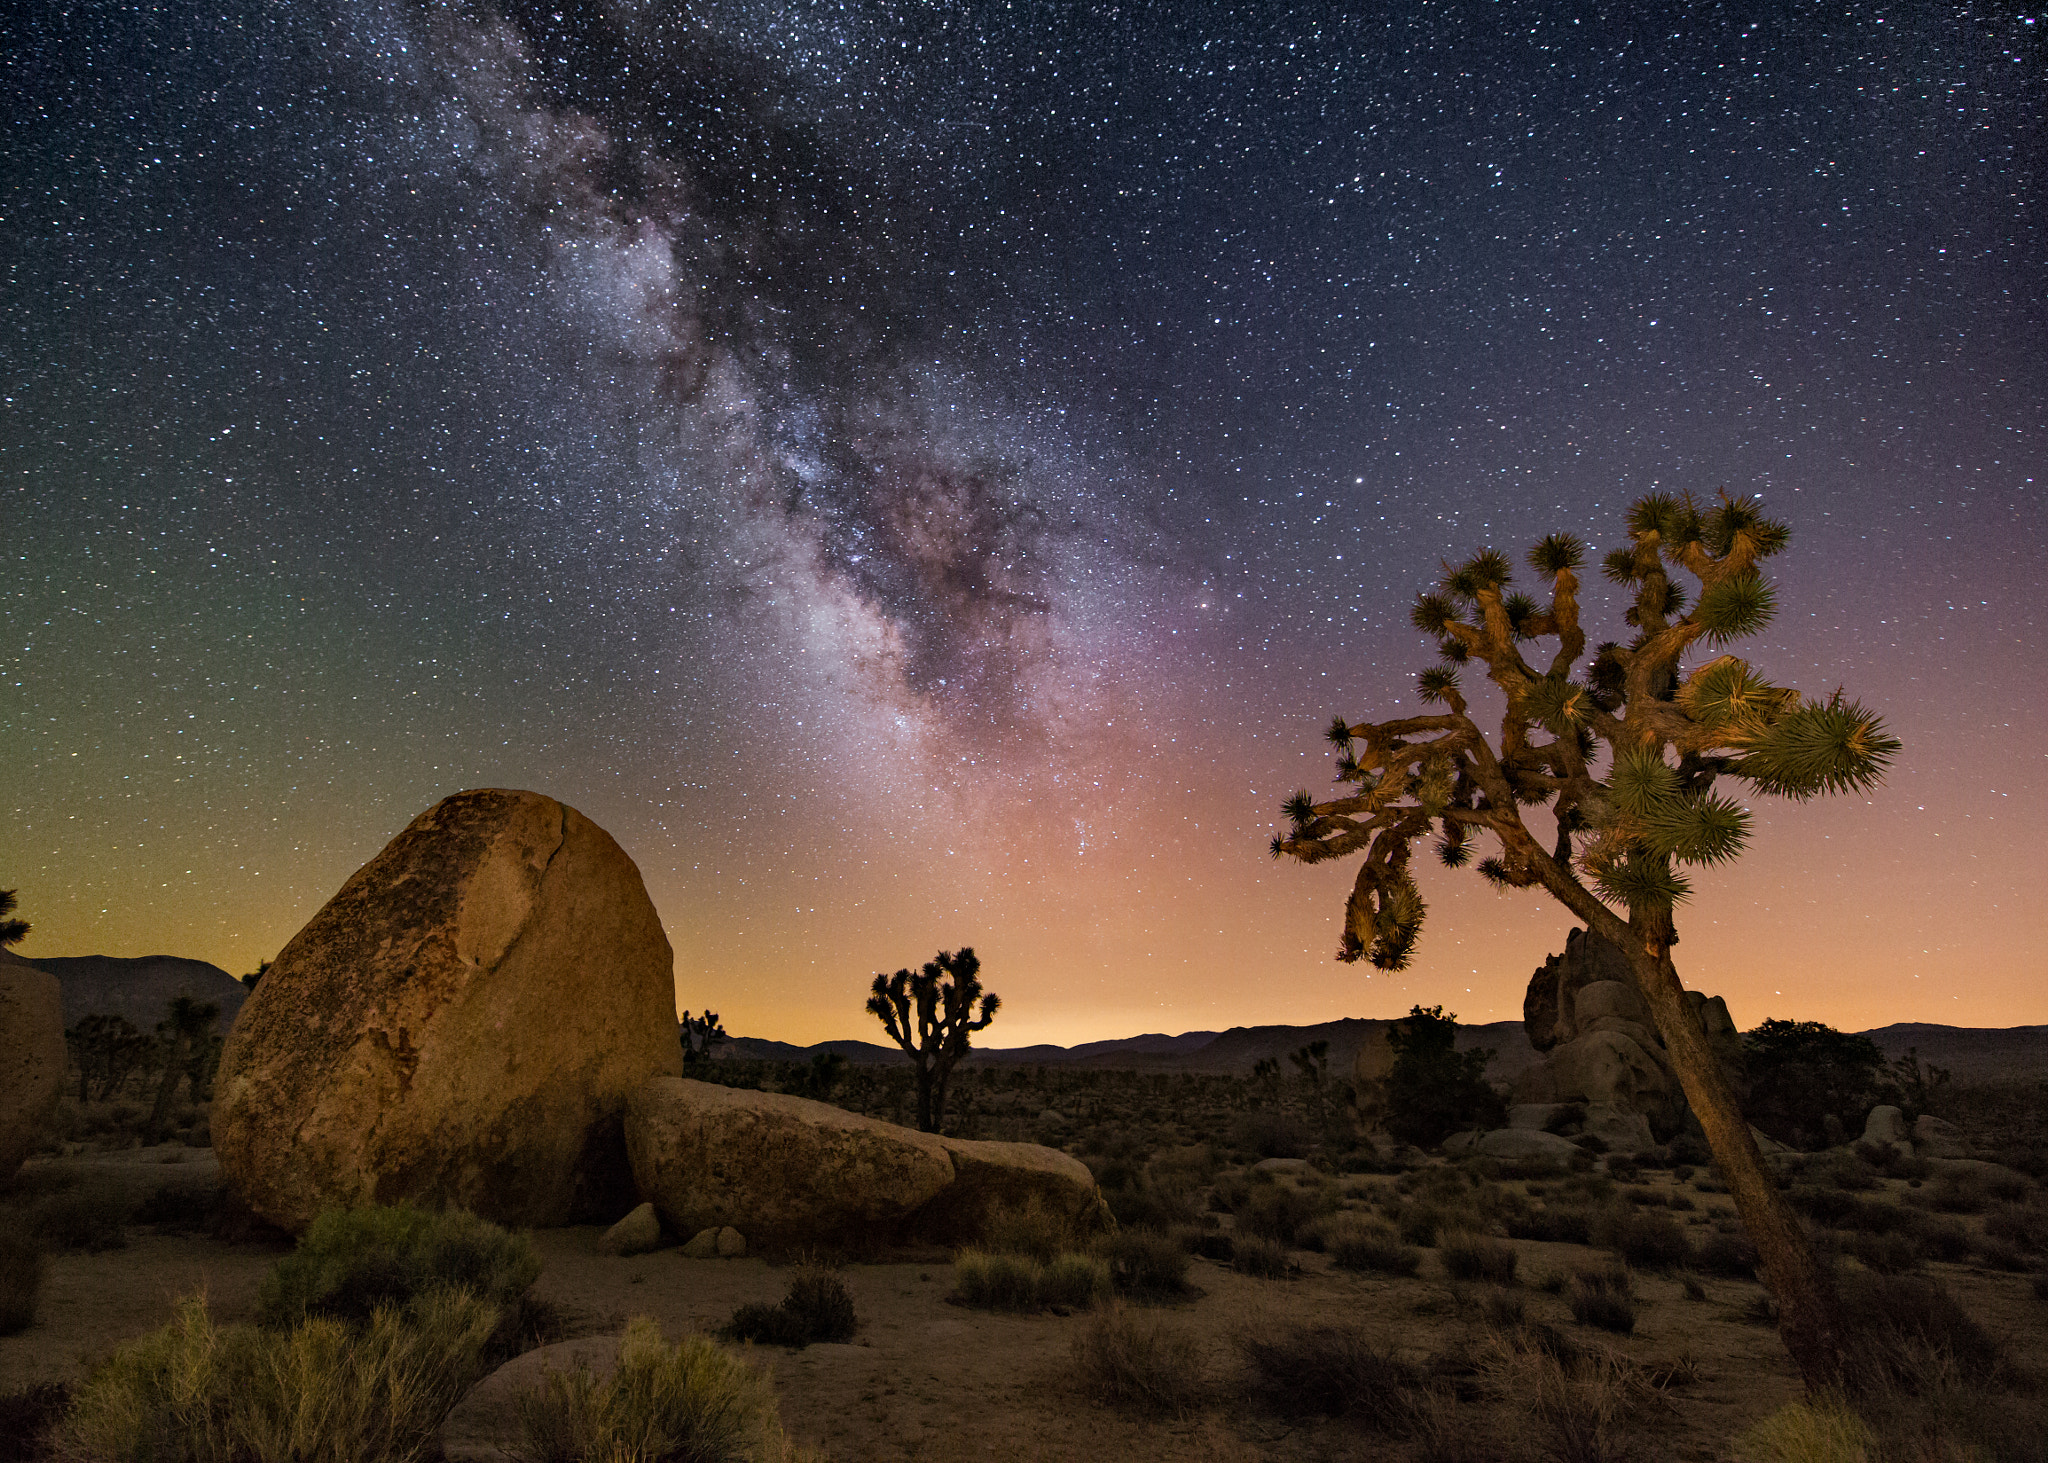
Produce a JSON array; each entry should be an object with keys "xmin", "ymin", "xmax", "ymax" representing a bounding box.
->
[
  {"xmin": 213, "ymin": 789, "xmax": 684, "ymax": 1233},
  {"xmin": 626, "ymin": 1077, "xmax": 1105, "ymax": 1250},
  {"xmin": 0, "ymin": 951, "xmax": 66, "ymax": 1179}
]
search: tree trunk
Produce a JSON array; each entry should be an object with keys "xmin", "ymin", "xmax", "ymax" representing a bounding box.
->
[
  {"xmin": 1628, "ymin": 946, "xmax": 1846, "ymax": 1393},
  {"xmin": 914, "ymin": 1063, "xmax": 936, "ymax": 1133},
  {"xmin": 149, "ymin": 1035, "xmax": 188, "ymax": 1139}
]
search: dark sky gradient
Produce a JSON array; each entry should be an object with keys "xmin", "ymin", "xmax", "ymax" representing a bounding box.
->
[{"xmin": 5, "ymin": 2, "xmax": 2042, "ymax": 1045}]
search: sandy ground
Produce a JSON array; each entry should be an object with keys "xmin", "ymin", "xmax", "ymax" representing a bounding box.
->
[{"xmin": 6, "ymin": 1147, "xmax": 2045, "ymax": 1461}]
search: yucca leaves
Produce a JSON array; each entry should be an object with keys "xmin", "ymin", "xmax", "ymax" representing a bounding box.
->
[
  {"xmin": 1592, "ymin": 851, "xmax": 1694, "ymax": 912},
  {"xmin": 1732, "ymin": 698, "xmax": 1901, "ymax": 799},
  {"xmin": 1342, "ymin": 867, "xmax": 1427, "ymax": 970},
  {"xmin": 1412, "ymin": 592, "xmax": 1456, "ymax": 635},
  {"xmin": 1283, "ymin": 789, "xmax": 1317, "ymax": 828},
  {"xmin": 1608, "ymin": 744, "xmax": 1681, "ymax": 817},
  {"xmin": 1702, "ymin": 495, "xmax": 1789, "ymax": 559},
  {"xmin": 1528, "ymin": 533, "xmax": 1585, "ymax": 574},
  {"xmin": 1327, "ymin": 714, "xmax": 1356, "ymax": 747},
  {"xmin": 1602, "ymin": 547, "xmax": 1644, "ymax": 585},
  {"xmin": 1417, "ymin": 667, "xmax": 1461, "ymax": 704},
  {"xmin": 1679, "ymin": 656, "xmax": 1797, "ymax": 732},
  {"xmin": 1522, "ymin": 675, "xmax": 1593, "ymax": 735},
  {"xmin": 1460, "ymin": 548, "xmax": 1513, "ymax": 591},
  {"xmin": 1694, "ymin": 572, "xmax": 1777, "ymax": 645},
  {"xmin": 1640, "ymin": 791, "xmax": 1752, "ymax": 865}
]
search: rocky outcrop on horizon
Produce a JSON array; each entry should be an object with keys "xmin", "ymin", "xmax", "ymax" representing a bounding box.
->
[{"xmin": 212, "ymin": 788, "xmax": 685, "ymax": 1233}]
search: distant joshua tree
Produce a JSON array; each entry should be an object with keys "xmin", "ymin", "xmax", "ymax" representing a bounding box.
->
[
  {"xmin": 242, "ymin": 959, "xmax": 272, "ymax": 991},
  {"xmin": 1270, "ymin": 492, "xmax": 1898, "ymax": 1393},
  {"xmin": 0, "ymin": 889, "xmax": 28, "ymax": 948},
  {"xmin": 149, "ymin": 996, "xmax": 222, "ymax": 1138},
  {"xmin": 680, "ymin": 1010, "xmax": 728, "ymax": 1068},
  {"xmin": 866, "ymin": 947, "xmax": 1000, "ymax": 1133}
]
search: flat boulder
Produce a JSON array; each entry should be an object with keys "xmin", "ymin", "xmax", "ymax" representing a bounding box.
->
[
  {"xmin": 1476, "ymin": 1128, "xmax": 1582, "ymax": 1162},
  {"xmin": 0, "ymin": 955, "xmax": 66, "ymax": 1180},
  {"xmin": 627, "ymin": 1078, "xmax": 956, "ymax": 1250},
  {"xmin": 213, "ymin": 789, "xmax": 684, "ymax": 1233}
]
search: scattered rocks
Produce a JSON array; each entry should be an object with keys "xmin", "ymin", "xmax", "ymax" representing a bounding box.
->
[
  {"xmin": 0, "ymin": 954, "xmax": 66, "ymax": 1181},
  {"xmin": 1523, "ymin": 928, "xmax": 1636, "ymax": 1053},
  {"xmin": 599, "ymin": 1202, "xmax": 664, "ymax": 1257},
  {"xmin": 212, "ymin": 788, "xmax": 685, "ymax": 1233}
]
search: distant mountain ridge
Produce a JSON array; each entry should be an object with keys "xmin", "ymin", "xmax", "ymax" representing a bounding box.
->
[
  {"xmin": 722, "ymin": 1018, "xmax": 2048, "ymax": 1083},
  {"xmin": 5, "ymin": 950, "xmax": 248, "ymax": 1031}
]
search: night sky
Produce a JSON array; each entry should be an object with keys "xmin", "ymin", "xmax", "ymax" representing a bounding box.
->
[{"xmin": 5, "ymin": 2, "xmax": 2042, "ymax": 1047}]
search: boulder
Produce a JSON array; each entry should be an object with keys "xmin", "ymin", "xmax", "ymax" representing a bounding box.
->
[
  {"xmin": 1861, "ymin": 1105, "xmax": 1912, "ymax": 1148},
  {"xmin": 1575, "ymin": 981, "xmax": 1650, "ymax": 1028},
  {"xmin": 627, "ymin": 1078, "xmax": 956, "ymax": 1250},
  {"xmin": 1507, "ymin": 1103, "xmax": 1570, "ymax": 1132},
  {"xmin": 913, "ymin": 1136, "xmax": 1109, "ymax": 1244},
  {"xmin": 212, "ymin": 789, "xmax": 684, "ymax": 1233},
  {"xmin": 682, "ymin": 1227, "xmax": 720, "ymax": 1258},
  {"xmin": 1523, "ymin": 928, "xmax": 1636, "ymax": 1053},
  {"xmin": 1579, "ymin": 1016, "xmax": 1663, "ymax": 1052},
  {"xmin": 716, "ymin": 1225, "xmax": 747, "ymax": 1258},
  {"xmin": 1511, "ymin": 1061, "xmax": 1562, "ymax": 1105},
  {"xmin": 441, "ymin": 1336, "xmax": 621, "ymax": 1463},
  {"xmin": 0, "ymin": 955, "xmax": 66, "ymax": 1180},
  {"xmin": 1547, "ymin": 1030, "xmax": 1685, "ymax": 1136},
  {"xmin": 599, "ymin": 1202, "xmax": 664, "ymax": 1257},
  {"xmin": 1582, "ymin": 1103, "xmax": 1657, "ymax": 1155},
  {"xmin": 1913, "ymin": 1113, "xmax": 1968, "ymax": 1159},
  {"xmin": 1475, "ymin": 1128, "xmax": 1582, "ymax": 1162},
  {"xmin": 1442, "ymin": 1131, "xmax": 1482, "ymax": 1157}
]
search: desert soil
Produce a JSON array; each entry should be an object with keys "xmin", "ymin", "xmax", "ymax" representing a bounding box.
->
[{"xmin": 5, "ymin": 1145, "xmax": 2044, "ymax": 1462}]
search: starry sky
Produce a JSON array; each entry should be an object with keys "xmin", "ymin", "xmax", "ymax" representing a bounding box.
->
[{"xmin": 4, "ymin": 2, "xmax": 2043, "ymax": 1047}]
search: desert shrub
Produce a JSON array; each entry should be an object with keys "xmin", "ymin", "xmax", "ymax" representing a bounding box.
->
[
  {"xmin": 1508, "ymin": 1206, "xmax": 1596, "ymax": 1246},
  {"xmin": 1837, "ymin": 1272, "xmax": 1997, "ymax": 1393},
  {"xmin": 1326, "ymin": 1217, "xmax": 1423, "ymax": 1276},
  {"xmin": 1439, "ymin": 1233, "xmax": 1518, "ymax": 1285},
  {"xmin": 979, "ymin": 1194, "xmax": 1083, "ymax": 1263},
  {"xmin": 1975, "ymin": 1237, "xmax": 2031, "ymax": 1272},
  {"xmin": 1602, "ymin": 1155, "xmax": 1639, "ymax": 1183},
  {"xmin": 0, "ymin": 1225, "xmax": 45, "ymax": 1335},
  {"xmin": 1566, "ymin": 1269, "xmax": 1636, "ymax": 1335},
  {"xmin": 1068, "ymin": 1304, "xmax": 1206, "ymax": 1415},
  {"xmin": 1742, "ymin": 1019, "xmax": 1888, "ymax": 1152},
  {"xmin": 1239, "ymin": 1322, "xmax": 1428, "ymax": 1426},
  {"xmin": 1228, "ymin": 1110, "xmax": 1309, "ymax": 1160},
  {"xmin": 59, "ymin": 1290, "xmax": 499, "ymax": 1463},
  {"xmin": 1231, "ymin": 1235, "xmax": 1290, "ymax": 1279},
  {"xmin": 1595, "ymin": 1207, "xmax": 1690, "ymax": 1271},
  {"xmin": 257, "ymin": 1205, "xmax": 541, "ymax": 1329},
  {"xmin": 1102, "ymin": 1227, "xmax": 1190, "ymax": 1298},
  {"xmin": 723, "ymin": 1266, "xmax": 858, "ymax": 1348},
  {"xmin": 1235, "ymin": 1182, "xmax": 1317, "ymax": 1245},
  {"xmin": 1100, "ymin": 1174, "xmax": 1197, "ymax": 1232},
  {"xmin": 512, "ymin": 1316, "xmax": 811, "ymax": 1463},
  {"xmin": 1691, "ymin": 1229, "xmax": 1758, "ymax": 1279},
  {"xmin": 1984, "ymin": 1201, "xmax": 2048, "ymax": 1253},
  {"xmin": 1383, "ymin": 1006, "xmax": 1506, "ymax": 1149},
  {"xmin": 1732, "ymin": 1399, "xmax": 1875, "ymax": 1463},
  {"xmin": 2033, "ymin": 1274, "xmax": 2048, "ymax": 1303},
  {"xmin": 0, "ymin": 1381, "xmax": 69, "ymax": 1462},
  {"xmin": 1493, "ymin": 1345, "xmax": 1654, "ymax": 1463},
  {"xmin": 1790, "ymin": 1186, "xmax": 1910, "ymax": 1235},
  {"xmin": 31, "ymin": 1187, "xmax": 129, "ymax": 1252},
  {"xmin": 1842, "ymin": 1230, "xmax": 1924, "ymax": 1275},
  {"xmin": 1040, "ymin": 1252, "xmax": 1113, "ymax": 1309},
  {"xmin": 1906, "ymin": 1169, "xmax": 1994, "ymax": 1215},
  {"xmin": 1398, "ymin": 1202, "xmax": 1472, "ymax": 1247}
]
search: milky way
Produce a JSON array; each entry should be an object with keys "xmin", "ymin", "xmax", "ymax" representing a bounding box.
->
[{"xmin": 5, "ymin": 2, "xmax": 2042, "ymax": 1043}]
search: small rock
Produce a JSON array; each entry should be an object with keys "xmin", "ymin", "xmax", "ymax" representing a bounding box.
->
[
  {"xmin": 599, "ymin": 1202, "xmax": 664, "ymax": 1257},
  {"xmin": 682, "ymin": 1227, "xmax": 720, "ymax": 1258},
  {"xmin": 1861, "ymin": 1105, "xmax": 1911, "ymax": 1148},
  {"xmin": 716, "ymin": 1225, "xmax": 746, "ymax": 1257},
  {"xmin": 1913, "ymin": 1113, "xmax": 1967, "ymax": 1159}
]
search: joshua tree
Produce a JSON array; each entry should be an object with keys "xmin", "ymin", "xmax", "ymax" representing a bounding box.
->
[
  {"xmin": 680, "ymin": 1010, "xmax": 728, "ymax": 1068},
  {"xmin": 1269, "ymin": 492, "xmax": 1897, "ymax": 1392},
  {"xmin": 148, "ymin": 996, "xmax": 222, "ymax": 1138},
  {"xmin": 865, "ymin": 947, "xmax": 999, "ymax": 1133},
  {"xmin": 0, "ymin": 889, "xmax": 28, "ymax": 948}
]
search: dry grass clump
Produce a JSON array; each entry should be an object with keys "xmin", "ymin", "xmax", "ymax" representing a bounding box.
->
[
  {"xmin": 1565, "ymin": 1268, "xmax": 1637, "ymax": 1335},
  {"xmin": 1439, "ymin": 1232, "xmax": 1518, "ymax": 1285},
  {"xmin": 1229, "ymin": 1234, "xmax": 1291, "ymax": 1278},
  {"xmin": 1068, "ymin": 1304, "xmax": 1207, "ymax": 1416},
  {"xmin": 951, "ymin": 1249, "xmax": 1110, "ymax": 1311},
  {"xmin": 1594, "ymin": 1205, "xmax": 1690, "ymax": 1271},
  {"xmin": 1732, "ymin": 1399, "xmax": 1875, "ymax": 1463},
  {"xmin": 724, "ymin": 1266, "xmax": 859, "ymax": 1348},
  {"xmin": 1101, "ymin": 1227, "xmax": 1191, "ymax": 1299},
  {"xmin": 512, "ymin": 1316, "xmax": 822, "ymax": 1463},
  {"xmin": 1237, "ymin": 1321, "xmax": 1431, "ymax": 1428},
  {"xmin": 257, "ymin": 1204, "xmax": 542, "ymax": 1329},
  {"xmin": 978, "ymin": 1194, "xmax": 1088, "ymax": 1263},
  {"xmin": 1323, "ymin": 1215, "xmax": 1423, "ymax": 1275},
  {"xmin": 58, "ymin": 1289, "xmax": 501, "ymax": 1463},
  {"xmin": 0, "ymin": 1223, "xmax": 46, "ymax": 1335},
  {"xmin": 1478, "ymin": 1321, "xmax": 1665, "ymax": 1463}
]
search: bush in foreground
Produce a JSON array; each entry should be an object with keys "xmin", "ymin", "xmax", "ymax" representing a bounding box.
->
[
  {"xmin": 951, "ymin": 1250, "xmax": 1109, "ymax": 1311},
  {"xmin": 1326, "ymin": 1218, "xmax": 1422, "ymax": 1276},
  {"xmin": 257, "ymin": 1204, "xmax": 542, "ymax": 1329},
  {"xmin": 1439, "ymin": 1233, "xmax": 1518, "ymax": 1285},
  {"xmin": 514, "ymin": 1316, "xmax": 820, "ymax": 1463},
  {"xmin": 1238, "ymin": 1322, "xmax": 1429, "ymax": 1427},
  {"xmin": 1068, "ymin": 1304, "xmax": 1206, "ymax": 1416},
  {"xmin": 1732, "ymin": 1400, "xmax": 1875, "ymax": 1463},
  {"xmin": 1102, "ymin": 1227, "xmax": 1191, "ymax": 1299},
  {"xmin": 1566, "ymin": 1269, "xmax": 1637, "ymax": 1335},
  {"xmin": 724, "ymin": 1267, "xmax": 859, "ymax": 1348},
  {"xmin": 59, "ymin": 1290, "xmax": 500, "ymax": 1463}
]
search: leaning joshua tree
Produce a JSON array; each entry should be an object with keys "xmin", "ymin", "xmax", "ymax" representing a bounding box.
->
[
  {"xmin": 1271, "ymin": 492, "xmax": 1897, "ymax": 1392},
  {"xmin": 866, "ymin": 947, "xmax": 1000, "ymax": 1133}
]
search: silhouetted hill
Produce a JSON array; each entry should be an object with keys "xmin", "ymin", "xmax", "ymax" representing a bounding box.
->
[
  {"xmin": 1862, "ymin": 1023, "xmax": 2048, "ymax": 1084},
  {"xmin": 13, "ymin": 952, "xmax": 248, "ymax": 1030}
]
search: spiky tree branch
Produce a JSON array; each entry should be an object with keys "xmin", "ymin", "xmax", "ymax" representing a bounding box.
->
[{"xmin": 1271, "ymin": 491, "xmax": 1897, "ymax": 1395}]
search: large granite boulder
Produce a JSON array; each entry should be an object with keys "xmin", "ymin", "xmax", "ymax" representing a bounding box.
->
[
  {"xmin": 0, "ymin": 952, "xmax": 66, "ymax": 1179},
  {"xmin": 213, "ymin": 789, "xmax": 683, "ymax": 1233},
  {"xmin": 626, "ymin": 1077, "xmax": 1107, "ymax": 1250},
  {"xmin": 1524, "ymin": 928, "xmax": 1636, "ymax": 1053}
]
